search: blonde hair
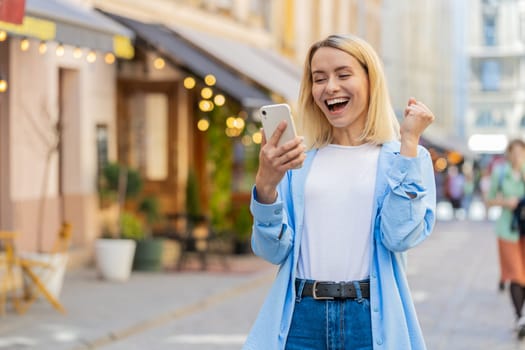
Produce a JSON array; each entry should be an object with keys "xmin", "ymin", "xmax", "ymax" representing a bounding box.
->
[{"xmin": 298, "ymin": 34, "xmax": 400, "ymax": 149}]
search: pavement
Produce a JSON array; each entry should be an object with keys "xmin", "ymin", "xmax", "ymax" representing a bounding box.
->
[{"xmin": 1, "ymin": 215, "xmax": 525, "ymax": 349}]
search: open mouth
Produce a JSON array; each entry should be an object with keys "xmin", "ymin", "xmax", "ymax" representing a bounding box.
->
[{"xmin": 325, "ymin": 97, "xmax": 349, "ymax": 112}]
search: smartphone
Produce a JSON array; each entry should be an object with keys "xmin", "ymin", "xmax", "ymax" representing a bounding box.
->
[{"xmin": 259, "ymin": 103, "xmax": 298, "ymax": 147}]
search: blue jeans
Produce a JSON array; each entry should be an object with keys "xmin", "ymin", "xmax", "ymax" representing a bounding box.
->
[{"xmin": 285, "ymin": 280, "xmax": 373, "ymax": 350}]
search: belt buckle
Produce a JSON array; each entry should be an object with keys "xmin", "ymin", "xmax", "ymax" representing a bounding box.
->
[{"xmin": 312, "ymin": 281, "xmax": 334, "ymax": 300}]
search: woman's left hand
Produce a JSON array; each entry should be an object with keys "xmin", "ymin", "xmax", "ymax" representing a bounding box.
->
[{"xmin": 400, "ymin": 97, "xmax": 435, "ymax": 157}]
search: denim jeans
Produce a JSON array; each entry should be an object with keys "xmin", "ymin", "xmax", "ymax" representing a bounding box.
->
[{"xmin": 285, "ymin": 280, "xmax": 373, "ymax": 350}]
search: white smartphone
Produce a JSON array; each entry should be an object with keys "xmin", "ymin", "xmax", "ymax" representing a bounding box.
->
[{"xmin": 259, "ymin": 103, "xmax": 298, "ymax": 147}]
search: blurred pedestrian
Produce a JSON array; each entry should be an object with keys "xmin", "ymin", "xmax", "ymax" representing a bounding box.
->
[
  {"xmin": 244, "ymin": 34, "xmax": 436, "ymax": 350},
  {"xmin": 486, "ymin": 138, "xmax": 525, "ymax": 339},
  {"xmin": 462, "ymin": 165, "xmax": 475, "ymax": 218},
  {"xmin": 445, "ymin": 165, "xmax": 465, "ymax": 219}
]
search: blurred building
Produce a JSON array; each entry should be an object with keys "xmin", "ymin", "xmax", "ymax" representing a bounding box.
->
[
  {"xmin": 0, "ymin": 0, "xmax": 465, "ymax": 266},
  {"xmin": 382, "ymin": 0, "xmax": 470, "ymax": 158},
  {"xmin": 466, "ymin": 0, "xmax": 525, "ymax": 155},
  {"xmin": 0, "ymin": 0, "xmax": 134, "ymax": 255}
]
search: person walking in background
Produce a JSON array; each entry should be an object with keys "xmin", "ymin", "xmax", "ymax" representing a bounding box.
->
[
  {"xmin": 462, "ymin": 164, "xmax": 476, "ymax": 218},
  {"xmin": 445, "ymin": 165, "xmax": 465, "ymax": 219},
  {"xmin": 486, "ymin": 139, "xmax": 525, "ymax": 339},
  {"xmin": 244, "ymin": 34, "xmax": 436, "ymax": 350}
]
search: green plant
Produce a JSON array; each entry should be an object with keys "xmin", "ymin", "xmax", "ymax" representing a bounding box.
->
[
  {"xmin": 204, "ymin": 106, "xmax": 234, "ymax": 232},
  {"xmin": 100, "ymin": 162, "xmax": 143, "ymax": 198},
  {"xmin": 233, "ymin": 204, "xmax": 252, "ymax": 242},
  {"xmin": 97, "ymin": 162, "xmax": 145, "ymax": 239},
  {"xmin": 138, "ymin": 195, "xmax": 161, "ymax": 238},
  {"xmin": 120, "ymin": 211, "xmax": 144, "ymax": 240},
  {"xmin": 186, "ymin": 169, "xmax": 201, "ymax": 217}
]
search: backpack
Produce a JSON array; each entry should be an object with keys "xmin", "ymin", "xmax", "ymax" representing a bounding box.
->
[{"xmin": 512, "ymin": 198, "xmax": 525, "ymax": 236}]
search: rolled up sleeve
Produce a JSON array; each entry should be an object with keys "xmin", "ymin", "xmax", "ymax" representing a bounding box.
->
[
  {"xmin": 250, "ymin": 186, "xmax": 292, "ymax": 264},
  {"xmin": 380, "ymin": 148, "xmax": 436, "ymax": 252}
]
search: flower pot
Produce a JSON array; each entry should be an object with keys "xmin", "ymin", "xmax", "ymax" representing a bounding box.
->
[
  {"xmin": 95, "ymin": 238, "xmax": 136, "ymax": 282},
  {"xmin": 133, "ymin": 238, "xmax": 164, "ymax": 271},
  {"xmin": 18, "ymin": 252, "xmax": 69, "ymax": 299}
]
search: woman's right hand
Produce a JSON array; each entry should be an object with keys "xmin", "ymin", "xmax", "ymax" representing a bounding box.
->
[{"xmin": 255, "ymin": 120, "xmax": 306, "ymax": 204}]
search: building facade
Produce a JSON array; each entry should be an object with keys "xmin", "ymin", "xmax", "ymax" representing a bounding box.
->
[{"xmin": 467, "ymin": 0, "xmax": 525, "ymax": 154}]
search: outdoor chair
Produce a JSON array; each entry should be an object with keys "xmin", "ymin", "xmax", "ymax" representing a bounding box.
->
[
  {"xmin": 0, "ymin": 222, "xmax": 73, "ymax": 315},
  {"xmin": 163, "ymin": 213, "xmax": 230, "ymax": 271},
  {"xmin": 18, "ymin": 221, "xmax": 72, "ymax": 314}
]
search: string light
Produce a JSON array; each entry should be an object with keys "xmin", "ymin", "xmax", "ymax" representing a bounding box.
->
[
  {"xmin": 38, "ymin": 41, "xmax": 47, "ymax": 54},
  {"xmin": 214, "ymin": 94, "xmax": 225, "ymax": 106},
  {"xmin": 73, "ymin": 47, "xmax": 83, "ymax": 59},
  {"xmin": 0, "ymin": 31, "xmax": 7, "ymax": 42},
  {"xmin": 104, "ymin": 53, "xmax": 115, "ymax": 64},
  {"xmin": 200, "ymin": 87, "xmax": 213, "ymax": 99},
  {"xmin": 0, "ymin": 78, "xmax": 7, "ymax": 93},
  {"xmin": 204, "ymin": 74, "xmax": 216, "ymax": 86},
  {"xmin": 56, "ymin": 43, "xmax": 65, "ymax": 56},
  {"xmin": 86, "ymin": 51, "xmax": 96, "ymax": 63},
  {"xmin": 197, "ymin": 118, "xmax": 210, "ymax": 131},
  {"xmin": 183, "ymin": 77, "xmax": 196, "ymax": 89},
  {"xmin": 20, "ymin": 38, "xmax": 30, "ymax": 51},
  {"xmin": 153, "ymin": 57, "xmax": 165, "ymax": 69}
]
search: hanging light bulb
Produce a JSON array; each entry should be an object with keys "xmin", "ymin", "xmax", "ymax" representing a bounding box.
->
[
  {"xmin": 104, "ymin": 53, "xmax": 115, "ymax": 64},
  {"xmin": 20, "ymin": 38, "xmax": 30, "ymax": 51},
  {"xmin": 56, "ymin": 43, "xmax": 65, "ymax": 57},
  {"xmin": 153, "ymin": 57, "xmax": 165, "ymax": 70},
  {"xmin": 0, "ymin": 31, "xmax": 7, "ymax": 42},
  {"xmin": 86, "ymin": 51, "xmax": 96, "ymax": 63},
  {"xmin": 0, "ymin": 78, "xmax": 8, "ymax": 93},
  {"xmin": 73, "ymin": 47, "xmax": 83, "ymax": 59},
  {"xmin": 38, "ymin": 41, "xmax": 47, "ymax": 54},
  {"xmin": 183, "ymin": 76, "xmax": 196, "ymax": 89}
]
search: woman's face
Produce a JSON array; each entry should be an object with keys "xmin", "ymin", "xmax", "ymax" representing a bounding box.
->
[
  {"xmin": 509, "ymin": 143, "xmax": 525, "ymax": 166},
  {"xmin": 310, "ymin": 46, "xmax": 370, "ymax": 135}
]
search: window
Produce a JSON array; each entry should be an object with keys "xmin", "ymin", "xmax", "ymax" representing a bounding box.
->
[
  {"xmin": 482, "ymin": 12, "xmax": 497, "ymax": 46},
  {"xmin": 96, "ymin": 124, "xmax": 109, "ymax": 176},
  {"xmin": 128, "ymin": 93, "xmax": 168, "ymax": 181},
  {"xmin": 475, "ymin": 110, "xmax": 507, "ymax": 127},
  {"xmin": 480, "ymin": 59, "xmax": 500, "ymax": 91},
  {"xmin": 520, "ymin": 115, "xmax": 525, "ymax": 128}
]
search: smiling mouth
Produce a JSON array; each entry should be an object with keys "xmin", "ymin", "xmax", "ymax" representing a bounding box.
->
[{"xmin": 325, "ymin": 98, "xmax": 349, "ymax": 112}]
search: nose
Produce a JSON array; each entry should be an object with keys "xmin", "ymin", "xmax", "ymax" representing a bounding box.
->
[{"xmin": 325, "ymin": 76, "xmax": 339, "ymax": 93}]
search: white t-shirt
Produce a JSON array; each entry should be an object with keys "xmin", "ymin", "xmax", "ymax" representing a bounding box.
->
[{"xmin": 296, "ymin": 143, "xmax": 380, "ymax": 282}]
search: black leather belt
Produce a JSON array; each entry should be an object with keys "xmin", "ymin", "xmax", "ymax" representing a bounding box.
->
[{"xmin": 296, "ymin": 279, "xmax": 370, "ymax": 300}]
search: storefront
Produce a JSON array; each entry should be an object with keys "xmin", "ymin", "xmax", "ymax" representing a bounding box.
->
[{"xmin": 0, "ymin": 0, "xmax": 133, "ymax": 254}]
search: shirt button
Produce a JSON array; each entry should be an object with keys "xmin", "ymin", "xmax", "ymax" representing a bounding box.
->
[
  {"xmin": 371, "ymin": 272, "xmax": 376, "ymax": 278},
  {"xmin": 373, "ymin": 307, "xmax": 379, "ymax": 312},
  {"xmin": 274, "ymin": 209, "xmax": 282, "ymax": 214},
  {"xmin": 377, "ymin": 338, "xmax": 383, "ymax": 345}
]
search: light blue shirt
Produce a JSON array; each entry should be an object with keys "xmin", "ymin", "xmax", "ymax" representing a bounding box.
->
[{"xmin": 243, "ymin": 141, "xmax": 436, "ymax": 350}]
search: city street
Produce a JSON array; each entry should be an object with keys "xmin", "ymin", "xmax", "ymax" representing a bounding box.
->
[{"xmin": 1, "ymin": 217, "xmax": 525, "ymax": 349}]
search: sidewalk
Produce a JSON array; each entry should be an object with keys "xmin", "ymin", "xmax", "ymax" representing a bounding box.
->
[{"xmin": 1, "ymin": 219, "xmax": 525, "ymax": 349}]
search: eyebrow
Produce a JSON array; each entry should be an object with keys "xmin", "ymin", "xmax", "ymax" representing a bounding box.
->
[{"xmin": 311, "ymin": 65, "xmax": 352, "ymax": 75}]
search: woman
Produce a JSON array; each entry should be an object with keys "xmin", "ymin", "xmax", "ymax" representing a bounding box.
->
[
  {"xmin": 486, "ymin": 139, "xmax": 525, "ymax": 339},
  {"xmin": 244, "ymin": 34, "xmax": 436, "ymax": 350}
]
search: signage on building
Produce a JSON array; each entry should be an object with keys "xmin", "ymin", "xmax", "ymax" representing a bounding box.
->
[{"xmin": 0, "ymin": 0, "xmax": 25, "ymax": 25}]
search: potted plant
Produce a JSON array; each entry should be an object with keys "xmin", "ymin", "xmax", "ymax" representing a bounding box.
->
[
  {"xmin": 95, "ymin": 162, "xmax": 143, "ymax": 282},
  {"xmin": 132, "ymin": 195, "xmax": 165, "ymax": 271}
]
